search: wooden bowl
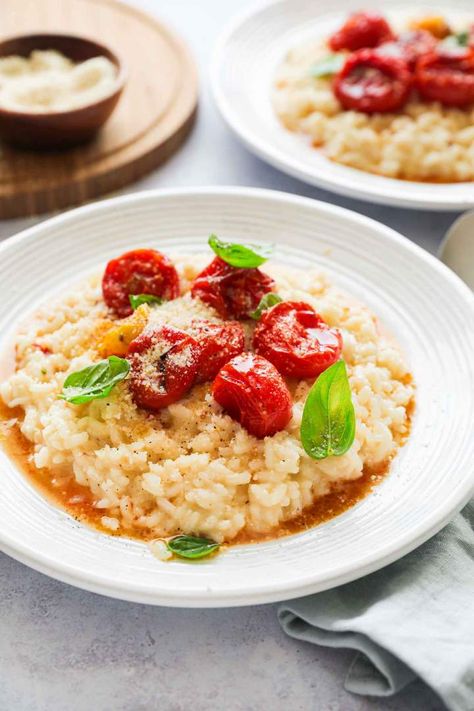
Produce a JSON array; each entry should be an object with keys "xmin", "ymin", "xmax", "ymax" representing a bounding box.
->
[{"xmin": 0, "ymin": 33, "xmax": 126, "ymax": 150}]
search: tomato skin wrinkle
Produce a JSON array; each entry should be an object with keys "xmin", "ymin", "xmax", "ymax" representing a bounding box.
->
[
  {"xmin": 102, "ymin": 249, "xmax": 180, "ymax": 318},
  {"xmin": 334, "ymin": 49, "xmax": 412, "ymax": 113},
  {"xmin": 127, "ymin": 325, "xmax": 199, "ymax": 411},
  {"xmin": 189, "ymin": 319, "xmax": 245, "ymax": 383},
  {"xmin": 415, "ymin": 49, "xmax": 474, "ymax": 107},
  {"xmin": 329, "ymin": 12, "xmax": 395, "ymax": 52},
  {"xmin": 253, "ymin": 301, "xmax": 342, "ymax": 379},
  {"xmin": 212, "ymin": 353, "xmax": 292, "ymax": 439},
  {"xmin": 191, "ymin": 257, "xmax": 275, "ymax": 319}
]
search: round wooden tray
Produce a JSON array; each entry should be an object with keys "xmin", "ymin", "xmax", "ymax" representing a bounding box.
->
[{"xmin": 0, "ymin": 0, "xmax": 198, "ymax": 218}]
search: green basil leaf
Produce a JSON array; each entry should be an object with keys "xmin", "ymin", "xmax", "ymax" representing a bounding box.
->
[
  {"xmin": 60, "ymin": 356, "xmax": 130, "ymax": 404},
  {"xmin": 166, "ymin": 535, "xmax": 220, "ymax": 560},
  {"xmin": 455, "ymin": 31, "xmax": 469, "ymax": 46},
  {"xmin": 310, "ymin": 54, "xmax": 345, "ymax": 78},
  {"xmin": 208, "ymin": 234, "xmax": 274, "ymax": 268},
  {"xmin": 249, "ymin": 292, "xmax": 282, "ymax": 320},
  {"xmin": 300, "ymin": 360, "xmax": 355, "ymax": 460},
  {"xmin": 441, "ymin": 31, "xmax": 469, "ymax": 49},
  {"xmin": 129, "ymin": 293, "xmax": 164, "ymax": 310}
]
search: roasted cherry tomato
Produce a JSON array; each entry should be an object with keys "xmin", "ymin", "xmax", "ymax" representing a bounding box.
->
[
  {"xmin": 127, "ymin": 325, "xmax": 199, "ymax": 411},
  {"xmin": 253, "ymin": 301, "xmax": 342, "ymax": 379},
  {"xmin": 329, "ymin": 12, "xmax": 394, "ymax": 52},
  {"xmin": 191, "ymin": 257, "xmax": 275, "ymax": 319},
  {"xmin": 334, "ymin": 49, "xmax": 412, "ymax": 113},
  {"xmin": 99, "ymin": 304, "xmax": 149, "ymax": 358},
  {"xmin": 415, "ymin": 49, "xmax": 474, "ymax": 107},
  {"xmin": 408, "ymin": 15, "xmax": 451, "ymax": 40},
  {"xmin": 102, "ymin": 249, "xmax": 180, "ymax": 318},
  {"xmin": 189, "ymin": 319, "xmax": 245, "ymax": 383},
  {"xmin": 212, "ymin": 353, "xmax": 292, "ymax": 439},
  {"xmin": 378, "ymin": 30, "xmax": 438, "ymax": 69}
]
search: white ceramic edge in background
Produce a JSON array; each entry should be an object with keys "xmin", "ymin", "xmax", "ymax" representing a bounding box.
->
[
  {"xmin": 0, "ymin": 187, "xmax": 473, "ymax": 608},
  {"xmin": 210, "ymin": 0, "xmax": 474, "ymax": 211},
  {"xmin": 438, "ymin": 211, "xmax": 474, "ymax": 290}
]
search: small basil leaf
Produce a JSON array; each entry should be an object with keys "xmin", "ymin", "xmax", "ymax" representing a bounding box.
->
[
  {"xmin": 441, "ymin": 31, "xmax": 469, "ymax": 49},
  {"xmin": 129, "ymin": 293, "xmax": 164, "ymax": 310},
  {"xmin": 310, "ymin": 54, "xmax": 345, "ymax": 78},
  {"xmin": 60, "ymin": 356, "xmax": 130, "ymax": 404},
  {"xmin": 300, "ymin": 360, "xmax": 355, "ymax": 460},
  {"xmin": 249, "ymin": 293, "xmax": 282, "ymax": 320},
  {"xmin": 208, "ymin": 234, "xmax": 274, "ymax": 268},
  {"xmin": 455, "ymin": 31, "xmax": 469, "ymax": 46},
  {"xmin": 166, "ymin": 535, "xmax": 220, "ymax": 560}
]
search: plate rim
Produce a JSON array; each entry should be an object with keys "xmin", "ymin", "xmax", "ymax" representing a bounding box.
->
[
  {"xmin": 210, "ymin": 0, "xmax": 474, "ymax": 211},
  {"xmin": 0, "ymin": 186, "xmax": 473, "ymax": 607}
]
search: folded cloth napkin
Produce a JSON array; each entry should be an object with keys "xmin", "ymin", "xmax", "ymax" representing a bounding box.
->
[{"xmin": 278, "ymin": 501, "xmax": 474, "ymax": 711}]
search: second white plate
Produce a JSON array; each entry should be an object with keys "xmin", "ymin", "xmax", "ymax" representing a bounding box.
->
[{"xmin": 211, "ymin": 0, "xmax": 474, "ymax": 210}]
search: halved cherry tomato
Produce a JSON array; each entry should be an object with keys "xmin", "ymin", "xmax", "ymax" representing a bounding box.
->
[
  {"xmin": 127, "ymin": 325, "xmax": 199, "ymax": 411},
  {"xmin": 191, "ymin": 257, "xmax": 275, "ymax": 319},
  {"xmin": 378, "ymin": 30, "xmax": 438, "ymax": 69},
  {"xmin": 329, "ymin": 12, "xmax": 394, "ymax": 52},
  {"xmin": 102, "ymin": 249, "xmax": 180, "ymax": 318},
  {"xmin": 253, "ymin": 301, "xmax": 342, "ymax": 379},
  {"xmin": 334, "ymin": 49, "xmax": 412, "ymax": 113},
  {"xmin": 189, "ymin": 319, "xmax": 245, "ymax": 383},
  {"xmin": 415, "ymin": 49, "xmax": 474, "ymax": 107},
  {"xmin": 212, "ymin": 353, "xmax": 292, "ymax": 439}
]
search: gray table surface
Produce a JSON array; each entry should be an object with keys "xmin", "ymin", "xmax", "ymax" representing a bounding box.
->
[{"xmin": 0, "ymin": 1, "xmax": 456, "ymax": 709}]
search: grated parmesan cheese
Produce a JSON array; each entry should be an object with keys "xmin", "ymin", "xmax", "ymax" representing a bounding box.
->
[{"xmin": 0, "ymin": 50, "xmax": 118, "ymax": 113}]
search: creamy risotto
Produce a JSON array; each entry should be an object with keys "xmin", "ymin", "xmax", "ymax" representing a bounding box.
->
[
  {"xmin": 0, "ymin": 252, "xmax": 414, "ymax": 550},
  {"xmin": 274, "ymin": 13, "xmax": 474, "ymax": 182},
  {"xmin": 0, "ymin": 50, "xmax": 118, "ymax": 113}
]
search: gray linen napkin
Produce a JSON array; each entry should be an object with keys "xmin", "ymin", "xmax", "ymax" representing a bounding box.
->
[{"xmin": 278, "ymin": 502, "xmax": 474, "ymax": 711}]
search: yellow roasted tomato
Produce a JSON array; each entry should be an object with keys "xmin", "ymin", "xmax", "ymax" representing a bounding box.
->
[
  {"xmin": 409, "ymin": 15, "xmax": 451, "ymax": 39},
  {"xmin": 99, "ymin": 304, "xmax": 150, "ymax": 357}
]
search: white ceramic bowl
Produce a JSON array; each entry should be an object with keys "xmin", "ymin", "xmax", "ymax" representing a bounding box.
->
[
  {"xmin": 0, "ymin": 188, "xmax": 473, "ymax": 607},
  {"xmin": 211, "ymin": 0, "xmax": 474, "ymax": 210}
]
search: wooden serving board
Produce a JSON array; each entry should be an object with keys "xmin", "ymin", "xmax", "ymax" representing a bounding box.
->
[{"xmin": 0, "ymin": 0, "xmax": 198, "ymax": 218}]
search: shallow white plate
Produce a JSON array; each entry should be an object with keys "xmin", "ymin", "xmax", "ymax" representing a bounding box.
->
[
  {"xmin": 0, "ymin": 188, "xmax": 473, "ymax": 607},
  {"xmin": 211, "ymin": 0, "xmax": 474, "ymax": 210}
]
